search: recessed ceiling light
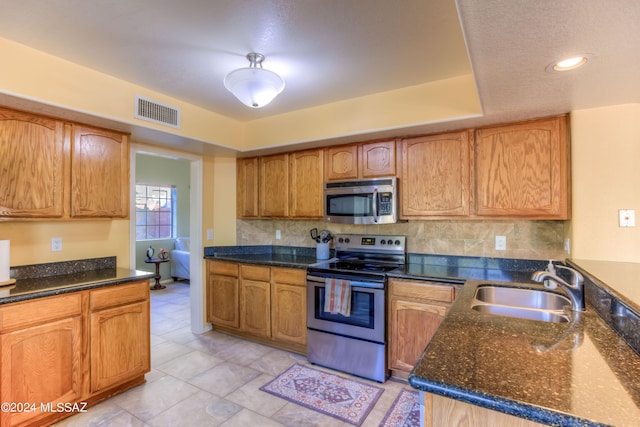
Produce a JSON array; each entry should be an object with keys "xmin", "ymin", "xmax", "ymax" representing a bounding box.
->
[{"xmin": 546, "ymin": 54, "xmax": 592, "ymax": 73}]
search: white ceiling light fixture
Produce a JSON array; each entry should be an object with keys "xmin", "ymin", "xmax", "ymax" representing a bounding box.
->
[
  {"xmin": 224, "ymin": 52, "xmax": 285, "ymax": 108},
  {"xmin": 546, "ymin": 54, "xmax": 592, "ymax": 73}
]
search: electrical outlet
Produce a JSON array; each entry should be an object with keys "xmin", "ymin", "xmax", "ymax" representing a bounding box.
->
[
  {"xmin": 207, "ymin": 229, "xmax": 214, "ymax": 240},
  {"xmin": 275, "ymin": 230, "xmax": 281, "ymax": 240},
  {"xmin": 495, "ymin": 236, "xmax": 506, "ymax": 251},
  {"xmin": 564, "ymin": 238, "xmax": 571, "ymax": 254},
  {"xmin": 51, "ymin": 237, "xmax": 62, "ymax": 252},
  {"xmin": 619, "ymin": 209, "xmax": 635, "ymax": 227}
]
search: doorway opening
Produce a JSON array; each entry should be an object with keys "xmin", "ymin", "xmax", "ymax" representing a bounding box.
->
[{"xmin": 129, "ymin": 144, "xmax": 209, "ymax": 334}]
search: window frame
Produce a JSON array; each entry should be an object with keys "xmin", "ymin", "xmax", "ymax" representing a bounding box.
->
[{"xmin": 135, "ymin": 183, "xmax": 177, "ymax": 241}]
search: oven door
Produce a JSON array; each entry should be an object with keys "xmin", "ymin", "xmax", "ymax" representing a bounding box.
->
[{"xmin": 306, "ymin": 274, "xmax": 385, "ymax": 344}]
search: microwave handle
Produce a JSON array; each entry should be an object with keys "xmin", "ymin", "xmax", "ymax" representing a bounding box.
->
[{"xmin": 372, "ymin": 188, "xmax": 379, "ymax": 222}]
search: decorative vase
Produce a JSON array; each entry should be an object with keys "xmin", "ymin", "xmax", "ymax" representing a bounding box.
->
[{"xmin": 146, "ymin": 246, "xmax": 155, "ymax": 260}]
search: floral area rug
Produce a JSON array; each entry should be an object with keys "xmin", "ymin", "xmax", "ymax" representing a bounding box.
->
[
  {"xmin": 259, "ymin": 363, "xmax": 383, "ymax": 426},
  {"xmin": 379, "ymin": 390, "xmax": 421, "ymax": 427}
]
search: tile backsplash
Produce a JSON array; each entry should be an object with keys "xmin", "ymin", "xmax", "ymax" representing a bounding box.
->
[{"xmin": 237, "ymin": 219, "xmax": 568, "ymax": 261}]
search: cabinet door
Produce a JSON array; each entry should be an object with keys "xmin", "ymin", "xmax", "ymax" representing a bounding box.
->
[
  {"xmin": 90, "ymin": 301, "xmax": 150, "ymax": 392},
  {"xmin": 71, "ymin": 125, "xmax": 129, "ymax": 218},
  {"xmin": 389, "ymin": 299, "xmax": 447, "ymax": 373},
  {"xmin": 259, "ymin": 154, "xmax": 289, "ymax": 217},
  {"xmin": 271, "ymin": 282, "xmax": 307, "ymax": 346},
  {"xmin": 289, "ymin": 149, "xmax": 323, "ymax": 218},
  {"xmin": 474, "ymin": 116, "xmax": 569, "ymax": 218},
  {"xmin": 208, "ymin": 273, "xmax": 240, "ymax": 328},
  {"xmin": 0, "ymin": 107, "xmax": 68, "ymax": 219},
  {"xmin": 0, "ymin": 316, "xmax": 83, "ymax": 427},
  {"xmin": 401, "ymin": 131, "xmax": 471, "ymax": 217},
  {"xmin": 324, "ymin": 144, "xmax": 358, "ymax": 181},
  {"xmin": 240, "ymin": 279, "xmax": 271, "ymax": 337},
  {"xmin": 237, "ymin": 157, "xmax": 259, "ymax": 218},
  {"xmin": 360, "ymin": 140, "xmax": 397, "ymax": 178}
]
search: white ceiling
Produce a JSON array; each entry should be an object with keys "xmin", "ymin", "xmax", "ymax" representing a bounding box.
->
[{"xmin": 0, "ymin": 0, "xmax": 639, "ymax": 144}]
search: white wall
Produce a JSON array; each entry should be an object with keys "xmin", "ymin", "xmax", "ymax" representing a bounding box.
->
[{"xmin": 570, "ymin": 104, "xmax": 640, "ymax": 262}]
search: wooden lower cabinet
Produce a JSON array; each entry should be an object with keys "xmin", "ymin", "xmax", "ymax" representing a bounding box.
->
[
  {"xmin": 240, "ymin": 265, "xmax": 271, "ymax": 338},
  {"xmin": 0, "ymin": 281, "xmax": 150, "ymax": 427},
  {"xmin": 0, "ymin": 314, "xmax": 83, "ymax": 427},
  {"xmin": 89, "ymin": 282, "xmax": 150, "ymax": 393},
  {"xmin": 270, "ymin": 268, "xmax": 306, "ymax": 347},
  {"xmin": 208, "ymin": 261, "xmax": 240, "ymax": 328},
  {"xmin": 388, "ymin": 279, "xmax": 459, "ymax": 378},
  {"xmin": 207, "ymin": 261, "xmax": 307, "ymax": 353},
  {"xmin": 425, "ymin": 393, "xmax": 545, "ymax": 427}
]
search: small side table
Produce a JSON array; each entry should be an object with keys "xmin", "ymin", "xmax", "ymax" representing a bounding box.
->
[{"xmin": 145, "ymin": 258, "xmax": 169, "ymax": 290}]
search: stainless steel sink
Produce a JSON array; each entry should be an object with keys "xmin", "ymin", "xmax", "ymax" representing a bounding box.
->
[{"xmin": 470, "ymin": 285, "xmax": 571, "ymax": 323}]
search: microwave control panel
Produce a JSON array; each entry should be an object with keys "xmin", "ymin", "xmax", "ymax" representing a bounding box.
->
[{"xmin": 378, "ymin": 192, "xmax": 393, "ymax": 215}]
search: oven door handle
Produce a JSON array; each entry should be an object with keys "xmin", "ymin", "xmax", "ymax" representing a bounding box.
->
[
  {"xmin": 307, "ymin": 276, "xmax": 384, "ymax": 290},
  {"xmin": 349, "ymin": 282, "xmax": 385, "ymax": 289}
]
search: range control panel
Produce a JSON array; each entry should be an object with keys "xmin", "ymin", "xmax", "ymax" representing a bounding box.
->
[{"xmin": 334, "ymin": 234, "xmax": 406, "ymax": 254}]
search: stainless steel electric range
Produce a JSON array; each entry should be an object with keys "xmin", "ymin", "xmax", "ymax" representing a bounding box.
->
[{"xmin": 306, "ymin": 233, "xmax": 406, "ymax": 382}]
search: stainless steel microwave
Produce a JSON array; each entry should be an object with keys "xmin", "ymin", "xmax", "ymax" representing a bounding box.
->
[{"xmin": 324, "ymin": 178, "xmax": 398, "ymax": 224}]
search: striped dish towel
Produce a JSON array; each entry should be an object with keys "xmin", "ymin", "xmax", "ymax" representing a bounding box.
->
[{"xmin": 324, "ymin": 278, "xmax": 351, "ymax": 316}]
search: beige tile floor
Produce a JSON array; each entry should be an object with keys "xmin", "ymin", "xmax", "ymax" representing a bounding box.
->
[{"xmin": 54, "ymin": 281, "xmax": 413, "ymax": 427}]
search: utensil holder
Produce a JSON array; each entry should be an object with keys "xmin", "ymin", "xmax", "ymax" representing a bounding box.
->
[{"xmin": 316, "ymin": 242, "xmax": 330, "ymax": 260}]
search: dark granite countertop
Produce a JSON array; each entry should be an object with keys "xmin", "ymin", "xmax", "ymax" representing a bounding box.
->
[
  {"xmin": 204, "ymin": 246, "xmax": 640, "ymax": 425},
  {"xmin": 408, "ymin": 279, "xmax": 640, "ymax": 426},
  {"xmin": 0, "ymin": 268, "xmax": 154, "ymax": 305},
  {"xmin": 389, "ymin": 263, "xmax": 537, "ymax": 284},
  {"xmin": 203, "ymin": 245, "xmax": 318, "ymax": 269}
]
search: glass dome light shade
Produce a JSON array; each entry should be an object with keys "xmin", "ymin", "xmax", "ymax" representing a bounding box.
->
[{"xmin": 224, "ymin": 67, "xmax": 285, "ymax": 108}]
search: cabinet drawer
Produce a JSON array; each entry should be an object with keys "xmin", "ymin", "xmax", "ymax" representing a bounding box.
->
[
  {"xmin": 90, "ymin": 281, "xmax": 149, "ymax": 311},
  {"xmin": 272, "ymin": 267, "xmax": 306, "ymax": 285},
  {"xmin": 390, "ymin": 280, "xmax": 455, "ymax": 304},
  {"xmin": 240, "ymin": 264, "xmax": 270, "ymax": 281},
  {"xmin": 0, "ymin": 293, "xmax": 83, "ymax": 332},
  {"xmin": 209, "ymin": 260, "xmax": 239, "ymax": 277}
]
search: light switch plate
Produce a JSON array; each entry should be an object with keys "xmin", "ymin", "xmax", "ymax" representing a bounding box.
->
[{"xmin": 619, "ymin": 209, "xmax": 635, "ymax": 227}]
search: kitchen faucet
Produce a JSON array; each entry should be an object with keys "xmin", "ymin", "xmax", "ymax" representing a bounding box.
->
[{"xmin": 531, "ymin": 265, "xmax": 585, "ymax": 311}]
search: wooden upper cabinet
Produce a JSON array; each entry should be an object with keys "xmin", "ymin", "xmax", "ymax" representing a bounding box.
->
[
  {"xmin": 259, "ymin": 154, "xmax": 289, "ymax": 217},
  {"xmin": 289, "ymin": 149, "xmax": 324, "ymax": 218},
  {"xmin": 360, "ymin": 140, "xmax": 397, "ymax": 178},
  {"xmin": 237, "ymin": 157, "xmax": 260, "ymax": 218},
  {"xmin": 237, "ymin": 149, "xmax": 323, "ymax": 219},
  {"xmin": 325, "ymin": 144, "xmax": 359, "ymax": 180},
  {"xmin": 0, "ymin": 107, "xmax": 68, "ymax": 219},
  {"xmin": 325, "ymin": 140, "xmax": 397, "ymax": 181},
  {"xmin": 474, "ymin": 115, "xmax": 570, "ymax": 218},
  {"xmin": 401, "ymin": 131, "xmax": 471, "ymax": 217},
  {"xmin": 71, "ymin": 125, "xmax": 129, "ymax": 218}
]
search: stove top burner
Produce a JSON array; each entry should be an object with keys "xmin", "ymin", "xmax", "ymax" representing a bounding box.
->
[
  {"xmin": 327, "ymin": 261, "xmax": 400, "ymax": 273},
  {"xmin": 307, "ymin": 233, "xmax": 406, "ymax": 280}
]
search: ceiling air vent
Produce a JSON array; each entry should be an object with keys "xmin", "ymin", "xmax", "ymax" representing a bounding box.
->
[{"xmin": 135, "ymin": 96, "xmax": 180, "ymax": 128}]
